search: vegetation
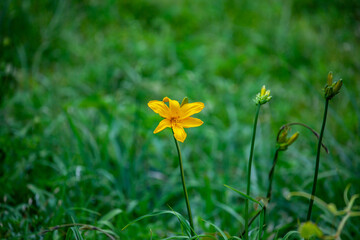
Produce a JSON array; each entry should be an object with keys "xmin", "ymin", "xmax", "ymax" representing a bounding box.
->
[{"xmin": 1, "ymin": 0, "xmax": 360, "ymax": 239}]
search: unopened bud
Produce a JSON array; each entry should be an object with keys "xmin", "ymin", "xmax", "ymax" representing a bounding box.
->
[
  {"xmin": 255, "ymin": 85, "xmax": 272, "ymax": 105},
  {"xmin": 327, "ymin": 203, "xmax": 338, "ymax": 215},
  {"xmin": 260, "ymin": 85, "xmax": 266, "ymax": 96},
  {"xmin": 181, "ymin": 97, "xmax": 188, "ymax": 107},
  {"xmin": 278, "ymin": 127, "xmax": 290, "ymax": 144},
  {"xmin": 327, "ymin": 72, "xmax": 333, "ymax": 86},
  {"xmin": 286, "ymin": 132, "xmax": 299, "ymax": 146},
  {"xmin": 277, "ymin": 129, "xmax": 299, "ymax": 151},
  {"xmin": 324, "ymin": 72, "xmax": 343, "ymax": 100},
  {"xmin": 333, "ymin": 79, "xmax": 343, "ymax": 93}
]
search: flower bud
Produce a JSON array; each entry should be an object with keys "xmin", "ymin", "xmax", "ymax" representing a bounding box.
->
[
  {"xmin": 286, "ymin": 132, "xmax": 299, "ymax": 146},
  {"xmin": 333, "ymin": 79, "xmax": 343, "ymax": 93},
  {"xmin": 277, "ymin": 128, "xmax": 299, "ymax": 151},
  {"xmin": 327, "ymin": 71, "xmax": 333, "ymax": 86},
  {"xmin": 260, "ymin": 85, "xmax": 266, "ymax": 96},
  {"xmin": 181, "ymin": 97, "xmax": 189, "ymax": 107},
  {"xmin": 324, "ymin": 72, "xmax": 343, "ymax": 100},
  {"xmin": 254, "ymin": 85, "xmax": 272, "ymax": 105},
  {"xmin": 327, "ymin": 203, "xmax": 338, "ymax": 215},
  {"xmin": 278, "ymin": 126, "xmax": 289, "ymax": 144}
]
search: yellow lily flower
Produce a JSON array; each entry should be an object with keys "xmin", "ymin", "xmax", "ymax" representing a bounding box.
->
[{"xmin": 148, "ymin": 97, "xmax": 204, "ymax": 142}]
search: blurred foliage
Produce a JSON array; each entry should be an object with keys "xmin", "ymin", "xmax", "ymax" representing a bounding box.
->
[{"xmin": 1, "ymin": 0, "xmax": 360, "ymax": 239}]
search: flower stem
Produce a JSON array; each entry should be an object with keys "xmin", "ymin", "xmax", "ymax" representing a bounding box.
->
[
  {"xmin": 241, "ymin": 148, "xmax": 280, "ymax": 237},
  {"xmin": 267, "ymin": 148, "xmax": 280, "ymax": 201},
  {"xmin": 173, "ymin": 134, "xmax": 195, "ymax": 236},
  {"xmin": 245, "ymin": 104, "xmax": 261, "ymax": 239},
  {"xmin": 307, "ymin": 99, "xmax": 329, "ymax": 221}
]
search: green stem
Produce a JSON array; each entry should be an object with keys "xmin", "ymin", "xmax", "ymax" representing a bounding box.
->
[
  {"xmin": 307, "ymin": 99, "xmax": 329, "ymax": 221},
  {"xmin": 245, "ymin": 104, "xmax": 261, "ymax": 239},
  {"xmin": 242, "ymin": 148, "xmax": 280, "ymax": 237},
  {"xmin": 173, "ymin": 134, "xmax": 195, "ymax": 237},
  {"xmin": 267, "ymin": 149, "xmax": 280, "ymax": 201}
]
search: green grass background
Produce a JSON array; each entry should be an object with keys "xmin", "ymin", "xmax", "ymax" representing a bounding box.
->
[{"xmin": 1, "ymin": 0, "xmax": 360, "ymax": 239}]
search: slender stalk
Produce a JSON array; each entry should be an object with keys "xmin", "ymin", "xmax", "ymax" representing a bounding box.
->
[
  {"xmin": 335, "ymin": 213, "xmax": 351, "ymax": 238},
  {"xmin": 173, "ymin": 134, "xmax": 195, "ymax": 236},
  {"xmin": 242, "ymin": 148, "xmax": 280, "ymax": 237},
  {"xmin": 267, "ymin": 149, "xmax": 280, "ymax": 200},
  {"xmin": 242, "ymin": 209, "xmax": 262, "ymax": 237},
  {"xmin": 307, "ymin": 99, "xmax": 329, "ymax": 220},
  {"xmin": 245, "ymin": 104, "xmax": 261, "ymax": 239}
]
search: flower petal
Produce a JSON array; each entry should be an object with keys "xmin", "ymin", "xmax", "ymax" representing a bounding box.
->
[
  {"xmin": 168, "ymin": 98, "xmax": 181, "ymax": 118},
  {"xmin": 173, "ymin": 124, "xmax": 187, "ymax": 142},
  {"xmin": 260, "ymin": 85, "xmax": 266, "ymax": 96},
  {"xmin": 148, "ymin": 100, "xmax": 170, "ymax": 118},
  {"xmin": 154, "ymin": 119, "xmax": 171, "ymax": 134},
  {"xmin": 179, "ymin": 117, "xmax": 203, "ymax": 128},
  {"xmin": 180, "ymin": 102, "xmax": 204, "ymax": 119}
]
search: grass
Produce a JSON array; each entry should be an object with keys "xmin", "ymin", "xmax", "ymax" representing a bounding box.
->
[{"xmin": 1, "ymin": 0, "xmax": 360, "ymax": 239}]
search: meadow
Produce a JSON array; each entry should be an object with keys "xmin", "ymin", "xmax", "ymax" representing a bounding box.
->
[{"xmin": 1, "ymin": 0, "xmax": 360, "ymax": 239}]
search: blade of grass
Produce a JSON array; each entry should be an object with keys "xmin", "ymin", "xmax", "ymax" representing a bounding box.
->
[
  {"xmin": 122, "ymin": 210, "xmax": 192, "ymax": 237},
  {"xmin": 224, "ymin": 184, "xmax": 263, "ymax": 207},
  {"xmin": 99, "ymin": 209, "xmax": 123, "ymax": 222},
  {"xmin": 258, "ymin": 207, "xmax": 265, "ymax": 240},
  {"xmin": 282, "ymin": 231, "xmax": 301, "ymax": 240},
  {"xmin": 201, "ymin": 219, "xmax": 228, "ymax": 240},
  {"xmin": 215, "ymin": 201, "xmax": 245, "ymax": 226},
  {"xmin": 71, "ymin": 226, "xmax": 84, "ymax": 240}
]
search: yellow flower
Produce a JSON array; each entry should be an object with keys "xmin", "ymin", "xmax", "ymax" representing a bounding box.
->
[{"xmin": 148, "ymin": 97, "xmax": 204, "ymax": 142}]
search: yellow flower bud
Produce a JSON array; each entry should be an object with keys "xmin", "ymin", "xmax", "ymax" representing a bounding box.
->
[
  {"xmin": 333, "ymin": 79, "xmax": 343, "ymax": 93},
  {"xmin": 277, "ymin": 128, "xmax": 299, "ymax": 151},
  {"xmin": 286, "ymin": 132, "xmax": 299, "ymax": 146},
  {"xmin": 327, "ymin": 71, "xmax": 333, "ymax": 86},
  {"xmin": 278, "ymin": 127, "xmax": 289, "ymax": 144},
  {"xmin": 324, "ymin": 72, "xmax": 343, "ymax": 100},
  {"xmin": 255, "ymin": 85, "xmax": 272, "ymax": 105},
  {"xmin": 327, "ymin": 203, "xmax": 338, "ymax": 215},
  {"xmin": 260, "ymin": 85, "xmax": 266, "ymax": 96}
]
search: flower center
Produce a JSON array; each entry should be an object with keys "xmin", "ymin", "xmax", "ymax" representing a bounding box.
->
[{"xmin": 170, "ymin": 117, "xmax": 180, "ymax": 127}]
